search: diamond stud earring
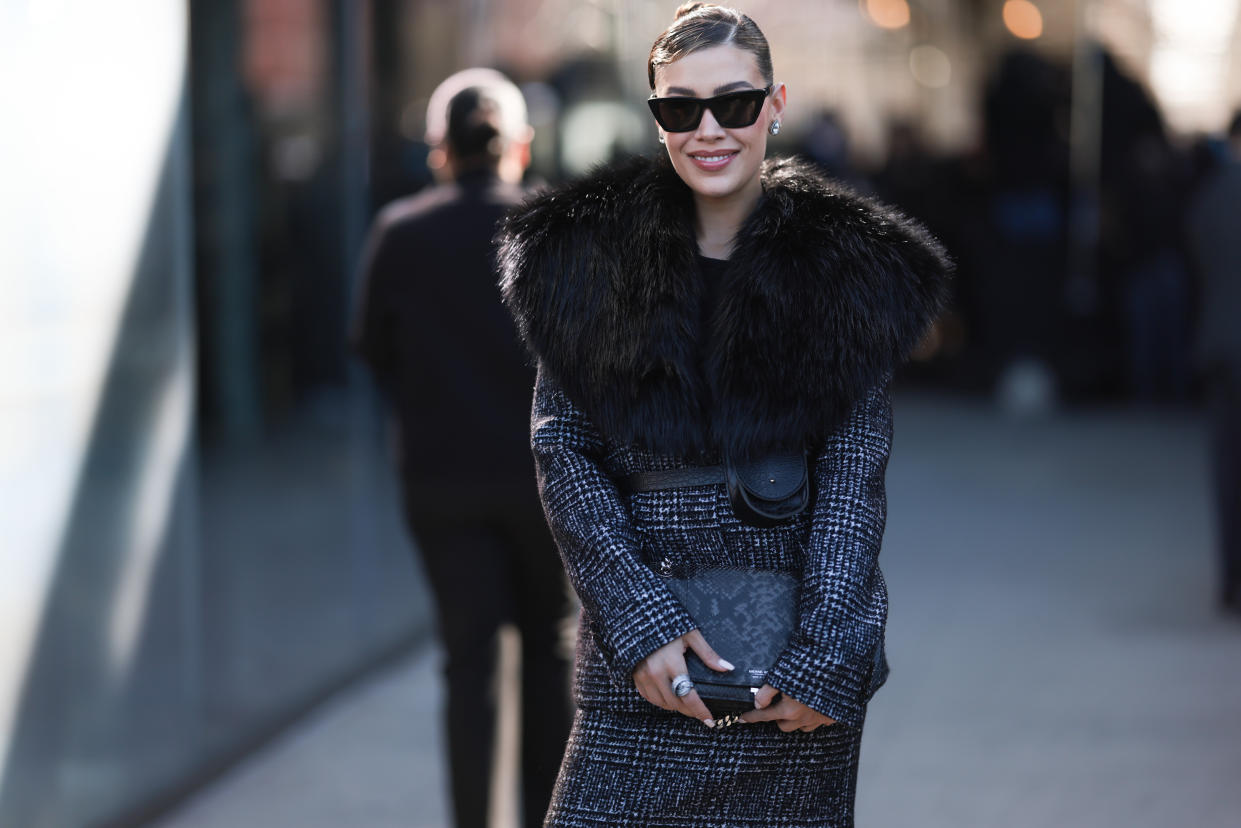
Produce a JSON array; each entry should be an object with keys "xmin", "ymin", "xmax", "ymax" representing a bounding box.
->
[{"xmin": 768, "ymin": 120, "xmax": 781, "ymax": 136}]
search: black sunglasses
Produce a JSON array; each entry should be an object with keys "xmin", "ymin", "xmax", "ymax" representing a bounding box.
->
[{"xmin": 647, "ymin": 85, "xmax": 772, "ymax": 132}]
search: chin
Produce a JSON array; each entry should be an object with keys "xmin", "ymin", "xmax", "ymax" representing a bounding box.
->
[
  {"xmin": 691, "ymin": 179, "xmax": 743, "ymax": 200},
  {"xmin": 674, "ymin": 163, "xmax": 752, "ymax": 201}
]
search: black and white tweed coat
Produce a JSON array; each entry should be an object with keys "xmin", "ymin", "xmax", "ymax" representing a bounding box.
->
[{"xmin": 498, "ymin": 154, "xmax": 950, "ymax": 729}]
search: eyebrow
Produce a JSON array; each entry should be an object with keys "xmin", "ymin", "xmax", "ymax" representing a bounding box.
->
[{"xmin": 663, "ymin": 81, "xmax": 757, "ymax": 96}]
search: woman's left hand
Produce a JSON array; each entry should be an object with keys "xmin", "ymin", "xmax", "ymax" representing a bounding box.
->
[{"xmin": 738, "ymin": 684, "xmax": 837, "ymax": 732}]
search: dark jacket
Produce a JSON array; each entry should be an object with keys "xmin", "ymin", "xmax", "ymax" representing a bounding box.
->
[
  {"xmin": 353, "ymin": 170, "xmax": 539, "ymax": 518},
  {"xmin": 1186, "ymin": 156, "xmax": 1241, "ymax": 369},
  {"xmin": 498, "ymin": 155, "xmax": 950, "ymax": 726}
]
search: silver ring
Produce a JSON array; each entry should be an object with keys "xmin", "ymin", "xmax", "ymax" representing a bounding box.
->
[{"xmin": 671, "ymin": 674, "xmax": 694, "ymax": 698}]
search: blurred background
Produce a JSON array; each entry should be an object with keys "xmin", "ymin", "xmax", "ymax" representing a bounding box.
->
[{"xmin": 1, "ymin": 0, "xmax": 1239, "ymax": 825}]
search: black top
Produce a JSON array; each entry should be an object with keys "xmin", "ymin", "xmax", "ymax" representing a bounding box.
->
[
  {"xmin": 696, "ymin": 252, "xmax": 728, "ymax": 328},
  {"xmin": 696, "ymin": 252, "xmax": 728, "ymax": 386}
]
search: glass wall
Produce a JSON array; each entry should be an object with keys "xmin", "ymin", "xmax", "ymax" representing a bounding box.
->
[{"xmin": 0, "ymin": 2, "xmax": 424, "ymax": 825}]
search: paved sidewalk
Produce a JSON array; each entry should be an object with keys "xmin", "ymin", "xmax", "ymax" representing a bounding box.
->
[
  {"xmin": 153, "ymin": 645, "xmax": 455, "ymax": 828},
  {"xmin": 153, "ymin": 395, "xmax": 1241, "ymax": 827},
  {"xmin": 859, "ymin": 397, "xmax": 1241, "ymax": 827}
]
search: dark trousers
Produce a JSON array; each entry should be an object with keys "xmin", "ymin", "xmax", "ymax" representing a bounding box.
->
[
  {"xmin": 406, "ymin": 502, "xmax": 573, "ymax": 828},
  {"xmin": 1209, "ymin": 365, "xmax": 1241, "ymax": 609}
]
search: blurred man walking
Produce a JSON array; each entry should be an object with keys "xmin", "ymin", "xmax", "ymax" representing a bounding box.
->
[
  {"xmin": 353, "ymin": 69, "xmax": 572, "ymax": 827},
  {"xmin": 1186, "ymin": 114, "xmax": 1241, "ymax": 617}
]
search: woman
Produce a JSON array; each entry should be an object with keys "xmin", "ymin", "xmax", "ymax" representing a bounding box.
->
[{"xmin": 499, "ymin": 4, "xmax": 950, "ymax": 824}]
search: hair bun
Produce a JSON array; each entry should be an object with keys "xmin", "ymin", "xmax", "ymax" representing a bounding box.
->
[{"xmin": 674, "ymin": 2, "xmax": 716, "ymax": 20}]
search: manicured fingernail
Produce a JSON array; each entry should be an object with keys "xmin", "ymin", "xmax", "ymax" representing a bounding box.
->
[
  {"xmin": 719, "ymin": 659, "xmax": 735, "ymax": 671},
  {"xmin": 703, "ymin": 718, "xmax": 716, "ymax": 728}
]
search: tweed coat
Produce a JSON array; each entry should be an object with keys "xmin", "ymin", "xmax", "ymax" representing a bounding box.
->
[
  {"xmin": 500, "ymin": 152, "xmax": 948, "ymax": 720},
  {"xmin": 499, "ymin": 154, "xmax": 949, "ymax": 823}
]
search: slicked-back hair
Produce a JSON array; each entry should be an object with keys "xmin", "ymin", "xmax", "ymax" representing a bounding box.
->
[{"xmin": 647, "ymin": 3, "xmax": 773, "ymax": 90}]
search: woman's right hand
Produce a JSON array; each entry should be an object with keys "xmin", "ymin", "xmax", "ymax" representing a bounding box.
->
[{"xmin": 632, "ymin": 630, "xmax": 733, "ymax": 728}]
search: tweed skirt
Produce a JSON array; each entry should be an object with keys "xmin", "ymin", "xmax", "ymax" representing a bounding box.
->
[{"xmin": 544, "ymin": 707, "xmax": 863, "ymax": 827}]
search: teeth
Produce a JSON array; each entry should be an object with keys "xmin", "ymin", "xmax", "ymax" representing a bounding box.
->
[{"xmin": 694, "ymin": 154, "xmax": 733, "ymax": 161}]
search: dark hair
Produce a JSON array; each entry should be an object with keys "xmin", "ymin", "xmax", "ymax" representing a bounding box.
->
[
  {"xmin": 445, "ymin": 86, "xmax": 504, "ymax": 164},
  {"xmin": 647, "ymin": 3, "xmax": 773, "ymax": 90}
]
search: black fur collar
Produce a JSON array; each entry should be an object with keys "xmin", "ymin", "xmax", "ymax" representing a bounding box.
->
[{"xmin": 498, "ymin": 154, "xmax": 951, "ymax": 460}]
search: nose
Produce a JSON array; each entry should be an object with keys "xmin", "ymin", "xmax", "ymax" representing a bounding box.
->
[{"xmin": 694, "ymin": 107, "xmax": 726, "ymax": 139}]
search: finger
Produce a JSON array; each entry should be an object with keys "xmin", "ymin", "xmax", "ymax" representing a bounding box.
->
[
  {"xmin": 676, "ymin": 688, "xmax": 716, "ymax": 727},
  {"xmin": 632, "ymin": 674, "xmax": 657, "ymax": 709},
  {"xmin": 635, "ymin": 672, "xmax": 673, "ymax": 711},
  {"xmin": 656, "ymin": 656, "xmax": 693, "ymax": 712},
  {"xmin": 740, "ymin": 692, "xmax": 794, "ymax": 724},
  {"xmin": 753, "ymin": 684, "xmax": 779, "ymax": 709},
  {"xmin": 684, "ymin": 630, "xmax": 734, "ymax": 673},
  {"xmin": 770, "ymin": 705, "xmax": 807, "ymax": 733},
  {"xmin": 638, "ymin": 651, "xmax": 684, "ymax": 708},
  {"xmin": 651, "ymin": 674, "xmax": 680, "ymax": 711},
  {"xmin": 739, "ymin": 704, "xmax": 782, "ymax": 724}
]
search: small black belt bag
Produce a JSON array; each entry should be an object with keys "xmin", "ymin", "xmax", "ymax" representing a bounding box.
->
[
  {"xmin": 621, "ymin": 449, "xmax": 812, "ymax": 528},
  {"xmin": 724, "ymin": 450, "xmax": 811, "ymax": 527},
  {"xmin": 621, "ymin": 449, "xmax": 811, "ymax": 720}
]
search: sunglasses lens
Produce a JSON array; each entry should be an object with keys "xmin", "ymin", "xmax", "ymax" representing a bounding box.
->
[
  {"xmin": 654, "ymin": 99, "xmax": 703, "ymax": 132},
  {"xmin": 713, "ymin": 92, "xmax": 763, "ymax": 128}
]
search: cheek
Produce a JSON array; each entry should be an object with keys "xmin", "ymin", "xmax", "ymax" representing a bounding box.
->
[
  {"xmin": 740, "ymin": 123, "xmax": 767, "ymax": 147},
  {"xmin": 741, "ymin": 131, "xmax": 769, "ymax": 165},
  {"xmin": 666, "ymin": 133, "xmax": 691, "ymax": 154}
]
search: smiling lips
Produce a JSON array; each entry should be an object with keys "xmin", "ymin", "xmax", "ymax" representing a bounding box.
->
[{"xmin": 688, "ymin": 150, "xmax": 739, "ymax": 171}]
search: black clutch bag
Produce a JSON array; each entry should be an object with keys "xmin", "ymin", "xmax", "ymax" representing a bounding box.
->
[{"xmin": 664, "ymin": 568, "xmax": 799, "ymax": 719}]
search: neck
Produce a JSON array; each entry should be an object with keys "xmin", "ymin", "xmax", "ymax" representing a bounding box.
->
[
  {"xmin": 692, "ymin": 174, "xmax": 763, "ymax": 259},
  {"xmin": 443, "ymin": 146, "xmax": 527, "ymax": 184}
]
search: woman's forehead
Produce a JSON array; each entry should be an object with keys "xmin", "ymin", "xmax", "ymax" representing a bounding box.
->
[{"xmin": 653, "ymin": 44, "xmax": 764, "ymax": 96}]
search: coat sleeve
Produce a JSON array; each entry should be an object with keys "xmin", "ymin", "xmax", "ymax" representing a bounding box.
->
[
  {"xmin": 764, "ymin": 379, "xmax": 893, "ymax": 728},
  {"xmin": 530, "ymin": 365, "xmax": 697, "ymax": 686}
]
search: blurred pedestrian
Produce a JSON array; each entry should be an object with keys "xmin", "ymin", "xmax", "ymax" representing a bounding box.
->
[
  {"xmin": 798, "ymin": 107, "xmax": 868, "ymax": 191},
  {"xmin": 974, "ymin": 49, "xmax": 1071, "ymax": 398},
  {"xmin": 352, "ymin": 68, "xmax": 573, "ymax": 827},
  {"xmin": 498, "ymin": 4, "xmax": 949, "ymax": 824},
  {"xmin": 1098, "ymin": 52, "xmax": 1193, "ymax": 402},
  {"xmin": 1185, "ymin": 114, "xmax": 1241, "ymax": 615}
]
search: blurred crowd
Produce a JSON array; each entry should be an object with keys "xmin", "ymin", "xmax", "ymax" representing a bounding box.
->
[{"xmin": 853, "ymin": 45, "xmax": 1235, "ymax": 409}]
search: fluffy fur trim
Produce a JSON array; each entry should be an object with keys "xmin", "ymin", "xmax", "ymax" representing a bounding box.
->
[{"xmin": 498, "ymin": 154, "xmax": 951, "ymax": 460}]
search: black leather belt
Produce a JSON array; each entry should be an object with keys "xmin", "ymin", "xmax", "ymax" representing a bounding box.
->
[{"xmin": 621, "ymin": 465, "xmax": 725, "ymax": 493}]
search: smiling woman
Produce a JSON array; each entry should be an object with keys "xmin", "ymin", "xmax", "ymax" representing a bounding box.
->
[
  {"xmin": 644, "ymin": 7, "xmax": 785, "ymax": 255},
  {"xmin": 498, "ymin": 2, "xmax": 952, "ymax": 825},
  {"xmin": 649, "ymin": 43, "xmax": 784, "ymax": 233}
]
